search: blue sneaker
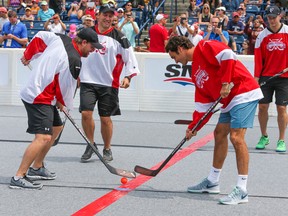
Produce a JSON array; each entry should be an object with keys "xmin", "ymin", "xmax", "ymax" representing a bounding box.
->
[
  {"xmin": 27, "ymin": 166, "xmax": 56, "ymax": 180},
  {"xmin": 9, "ymin": 176, "xmax": 43, "ymax": 190},
  {"xmin": 187, "ymin": 177, "xmax": 220, "ymax": 194},
  {"xmin": 219, "ymin": 186, "xmax": 248, "ymax": 205}
]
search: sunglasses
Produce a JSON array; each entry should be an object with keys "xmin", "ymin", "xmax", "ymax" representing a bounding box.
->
[
  {"xmin": 126, "ymin": 4, "xmax": 132, "ymax": 6},
  {"xmin": 118, "ymin": 11, "xmax": 123, "ymax": 13},
  {"xmin": 204, "ymin": 7, "xmax": 209, "ymax": 9}
]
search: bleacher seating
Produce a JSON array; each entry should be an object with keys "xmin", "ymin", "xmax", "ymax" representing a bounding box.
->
[
  {"xmin": 27, "ymin": 29, "xmax": 40, "ymax": 40},
  {"xmin": 233, "ymin": 35, "xmax": 245, "ymax": 44},
  {"xmin": 246, "ymin": 5, "xmax": 260, "ymax": 15},
  {"xmin": 33, "ymin": 21, "xmax": 45, "ymax": 30},
  {"xmin": 188, "ymin": 17, "xmax": 198, "ymax": 25}
]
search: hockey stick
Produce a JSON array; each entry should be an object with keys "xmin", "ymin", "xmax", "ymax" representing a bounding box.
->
[
  {"xmin": 52, "ymin": 88, "xmax": 78, "ymax": 146},
  {"xmin": 134, "ymin": 96, "xmax": 223, "ymax": 177},
  {"xmin": 174, "ymin": 108, "xmax": 221, "ymax": 125},
  {"xmin": 259, "ymin": 67, "xmax": 288, "ymax": 86},
  {"xmin": 62, "ymin": 109, "xmax": 136, "ymax": 178}
]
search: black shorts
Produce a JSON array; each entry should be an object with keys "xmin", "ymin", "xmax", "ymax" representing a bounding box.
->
[
  {"xmin": 22, "ymin": 100, "xmax": 63, "ymax": 135},
  {"xmin": 79, "ymin": 83, "xmax": 121, "ymax": 117},
  {"xmin": 259, "ymin": 76, "xmax": 288, "ymax": 106}
]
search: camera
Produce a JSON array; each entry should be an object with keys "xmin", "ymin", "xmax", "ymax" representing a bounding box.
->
[
  {"xmin": 180, "ymin": 17, "xmax": 186, "ymax": 24},
  {"xmin": 50, "ymin": 19, "xmax": 54, "ymax": 24}
]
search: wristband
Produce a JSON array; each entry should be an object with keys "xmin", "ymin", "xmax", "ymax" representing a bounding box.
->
[{"xmin": 124, "ymin": 76, "xmax": 131, "ymax": 82}]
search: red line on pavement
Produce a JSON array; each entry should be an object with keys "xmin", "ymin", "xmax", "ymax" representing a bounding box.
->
[{"xmin": 72, "ymin": 132, "xmax": 214, "ymax": 216}]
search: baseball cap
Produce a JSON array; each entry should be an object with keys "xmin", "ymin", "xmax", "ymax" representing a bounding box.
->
[
  {"xmin": 99, "ymin": 3, "xmax": 115, "ymax": 13},
  {"xmin": 77, "ymin": 28, "xmax": 103, "ymax": 49},
  {"xmin": 216, "ymin": 6, "xmax": 226, "ymax": 12},
  {"xmin": 25, "ymin": 7, "xmax": 31, "ymax": 11},
  {"xmin": 266, "ymin": 6, "xmax": 281, "ymax": 17},
  {"xmin": 0, "ymin": 7, "xmax": 8, "ymax": 13},
  {"xmin": 156, "ymin": 14, "xmax": 168, "ymax": 21},
  {"xmin": 143, "ymin": 37, "xmax": 150, "ymax": 42},
  {"xmin": 69, "ymin": 24, "xmax": 77, "ymax": 33},
  {"xmin": 117, "ymin": 8, "xmax": 124, "ymax": 12},
  {"xmin": 41, "ymin": 1, "xmax": 48, "ymax": 6},
  {"xmin": 232, "ymin": 12, "xmax": 240, "ymax": 17},
  {"xmin": 83, "ymin": 15, "xmax": 94, "ymax": 21},
  {"xmin": 237, "ymin": 7, "xmax": 244, "ymax": 10}
]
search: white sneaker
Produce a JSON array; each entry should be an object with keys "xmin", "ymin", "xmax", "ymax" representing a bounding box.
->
[
  {"xmin": 219, "ymin": 186, "xmax": 248, "ymax": 205},
  {"xmin": 187, "ymin": 177, "xmax": 220, "ymax": 194}
]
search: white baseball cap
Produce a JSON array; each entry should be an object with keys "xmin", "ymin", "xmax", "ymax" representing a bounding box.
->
[{"xmin": 155, "ymin": 14, "xmax": 168, "ymax": 21}]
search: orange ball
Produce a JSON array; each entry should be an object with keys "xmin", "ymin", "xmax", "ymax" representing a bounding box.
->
[{"xmin": 121, "ymin": 177, "xmax": 128, "ymax": 184}]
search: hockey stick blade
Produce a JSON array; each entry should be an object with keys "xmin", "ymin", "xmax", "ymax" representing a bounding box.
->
[
  {"xmin": 174, "ymin": 108, "xmax": 221, "ymax": 125},
  {"xmin": 63, "ymin": 109, "xmax": 136, "ymax": 178}
]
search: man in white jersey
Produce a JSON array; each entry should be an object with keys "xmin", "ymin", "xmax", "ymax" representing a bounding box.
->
[
  {"xmin": 254, "ymin": 6, "xmax": 288, "ymax": 152},
  {"xmin": 9, "ymin": 28, "xmax": 102, "ymax": 190},
  {"xmin": 79, "ymin": 3, "xmax": 140, "ymax": 162}
]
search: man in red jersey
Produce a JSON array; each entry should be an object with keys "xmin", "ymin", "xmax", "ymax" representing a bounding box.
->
[
  {"xmin": 10, "ymin": 28, "xmax": 102, "ymax": 190},
  {"xmin": 166, "ymin": 36, "xmax": 263, "ymax": 205},
  {"xmin": 254, "ymin": 6, "xmax": 288, "ymax": 152},
  {"xmin": 79, "ymin": 3, "xmax": 140, "ymax": 163},
  {"xmin": 149, "ymin": 13, "xmax": 169, "ymax": 52}
]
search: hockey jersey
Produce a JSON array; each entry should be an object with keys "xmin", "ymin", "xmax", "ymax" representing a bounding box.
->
[
  {"xmin": 20, "ymin": 31, "xmax": 82, "ymax": 110},
  {"xmin": 79, "ymin": 26, "xmax": 140, "ymax": 88},
  {"xmin": 188, "ymin": 40, "xmax": 263, "ymax": 131},
  {"xmin": 254, "ymin": 24, "xmax": 288, "ymax": 78}
]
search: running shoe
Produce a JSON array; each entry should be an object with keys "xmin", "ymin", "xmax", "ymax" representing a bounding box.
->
[
  {"xmin": 103, "ymin": 149, "xmax": 113, "ymax": 162},
  {"xmin": 9, "ymin": 175, "xmax": 43, "ymax": 190},
  {"xmin": 255, "ymin": 136, "xmax": 269, "ymax": 149},
  {"xmin": 276, "ymin": 140, "xmax": 286, "ymax": 152},
  {"xmin": 187, "ymin": 177, "xmax": 220, "ymax": 194},
  {"xmin": 27, "ymin": 166, "xmax": 56, "ymax": 180},
  {"xmin": 219, "ymin": 186, "xmax": 248, "ymax": 205},
  {"xmin": 81, "ymin": 143, "xmax": 98, "ymax": 162}
]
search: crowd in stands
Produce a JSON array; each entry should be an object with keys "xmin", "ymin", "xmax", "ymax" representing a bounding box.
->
[{"xmin": 0, "ymin": 0, "xmax": 287, "ymax": 54}]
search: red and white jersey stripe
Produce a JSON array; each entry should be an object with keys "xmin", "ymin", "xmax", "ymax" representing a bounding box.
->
[
  {"xmin": 188, "ymin": 40, "xmax": 263, "ymax": 130},
  {"xmin": 20, "ymin": 31, "xmax": 81, "ymax": 110},
  {"xmin": 79, "ymin": 26, "xmax": 140, "ymax": 88},
  {"xmin": 254, "ymin": 24, "xmax": 288, "ymax": 78}
]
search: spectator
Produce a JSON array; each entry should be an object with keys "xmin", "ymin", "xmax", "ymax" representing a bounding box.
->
[
  {"xmin": 67, "ymin": 23, "xmax": 77, "ymax": 38},
  {"xmin": 203, "ymin": 16, "xmax": 229, "ymax": 45},
  {"xmin": 236, "ymin": 4, "xmax": 248, "ymax": 25},
  {"xmin": 215, "ymin": 6, "xmax": 229, "ymax": 30},
  {"xmin": 195, "ymin": 0, "xmax": 204, "ymax": 7},
  {"xmin": 117, "ymin": 8, "xmax": 125, "ymax": 26},
  {"xmin": 227, "ymin": 12, "xmax": 245, "ymax": 36},
  {"xmin": 7, "ymin": 0, "xmax": 22, "ymax": 8},
  {"xmin": 186, "ymin": 0, "xmax": 201, "ymax": 19},
  {"xmin": 76, "ymin": 14, "xmax": 94, "ymax": 31},
  {"xmin": 149, "ymin": 13, "xmax": 169, "ymax": 52},
  {"xmin": 189, "ymin": 22, "xmax": 203, "ymax": 46},
  {"xmin": 129, "ymin": 0, "xmax": 145, "ymax": 10},
  {"xmin": 25, "ymin": 0, "xmax": 33, "ymax": 8},
  {"xmin": 240, "ymin": 39, "xmax": 250, "ymax": 55},
  {"xmin": 44, "ymin": 14, "xmax": 66, "ymax": 34},
  {"xmin": 124, "ymin": 2, "xmax": 133, "ymax": 13},
  {"xmin": 198, "ymin": 3, "xmax": 212, "ymax": 26},
  {"xmin": 135, "ymin": 37, "xmax": 150, "ymax": 52},
  {"xmin": 49, "ymin": 0, "xmax": 65, "ymax": 15},
  {"xmin": 112, "ymin": 15, "xmax": 119, "ymax": 29},
  {"xmin": 221, "ymin": 0, "xmax": 240, "ymax": 11},
  {"xmin": 77, "ymin": 0, "xmax": 88, "ymax": 20},
  {"xmin": 67, "ymin": 1, "xmax": 81, "ymax": 23},
  {"xmin": 84, "ymin": 1, "xmax": 97, "ymax": 20},
  {"xmin": 0, "ymin": 10, "xmax": 28, "ymax": 48},
  {"xmin": 37, "ymin": 1, "xmax": 55, "ymax": 21},
  {"xmin": 30, "ymin": 0, "xmax": 40, "ymax": 16},
  {"xmin": 208, "ymin": 0, "xmax": 221, "ymax": 14},
  {"xmin": 119, "ymin": 11, "xmax": 139, "ymax": 48},
  {"xmin": 20, "ymin": 7, "xmax": 35, "ymax": 22},
  {"xmin": 244, "ymin": 17, "xmax": 264, "ymax": 54},
  {"xmin": 172, "ymin": 13, "xmax": 194, "ymax": 38},
  {"xmin": 0, "ymin": 7, "xmax": 9, "ymax": 35}
]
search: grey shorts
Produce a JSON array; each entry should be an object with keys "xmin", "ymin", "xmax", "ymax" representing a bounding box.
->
[
  {"xmin": 79, "ymin": 83, "xmax": 121, "ymax": 117},
  {"xmin": 259, "ymin": 76, "xmax": 288, "ymax": 106},
  {"xmin": 22, "ymin": 100, "xmax": 63, "ymax": 135}
]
